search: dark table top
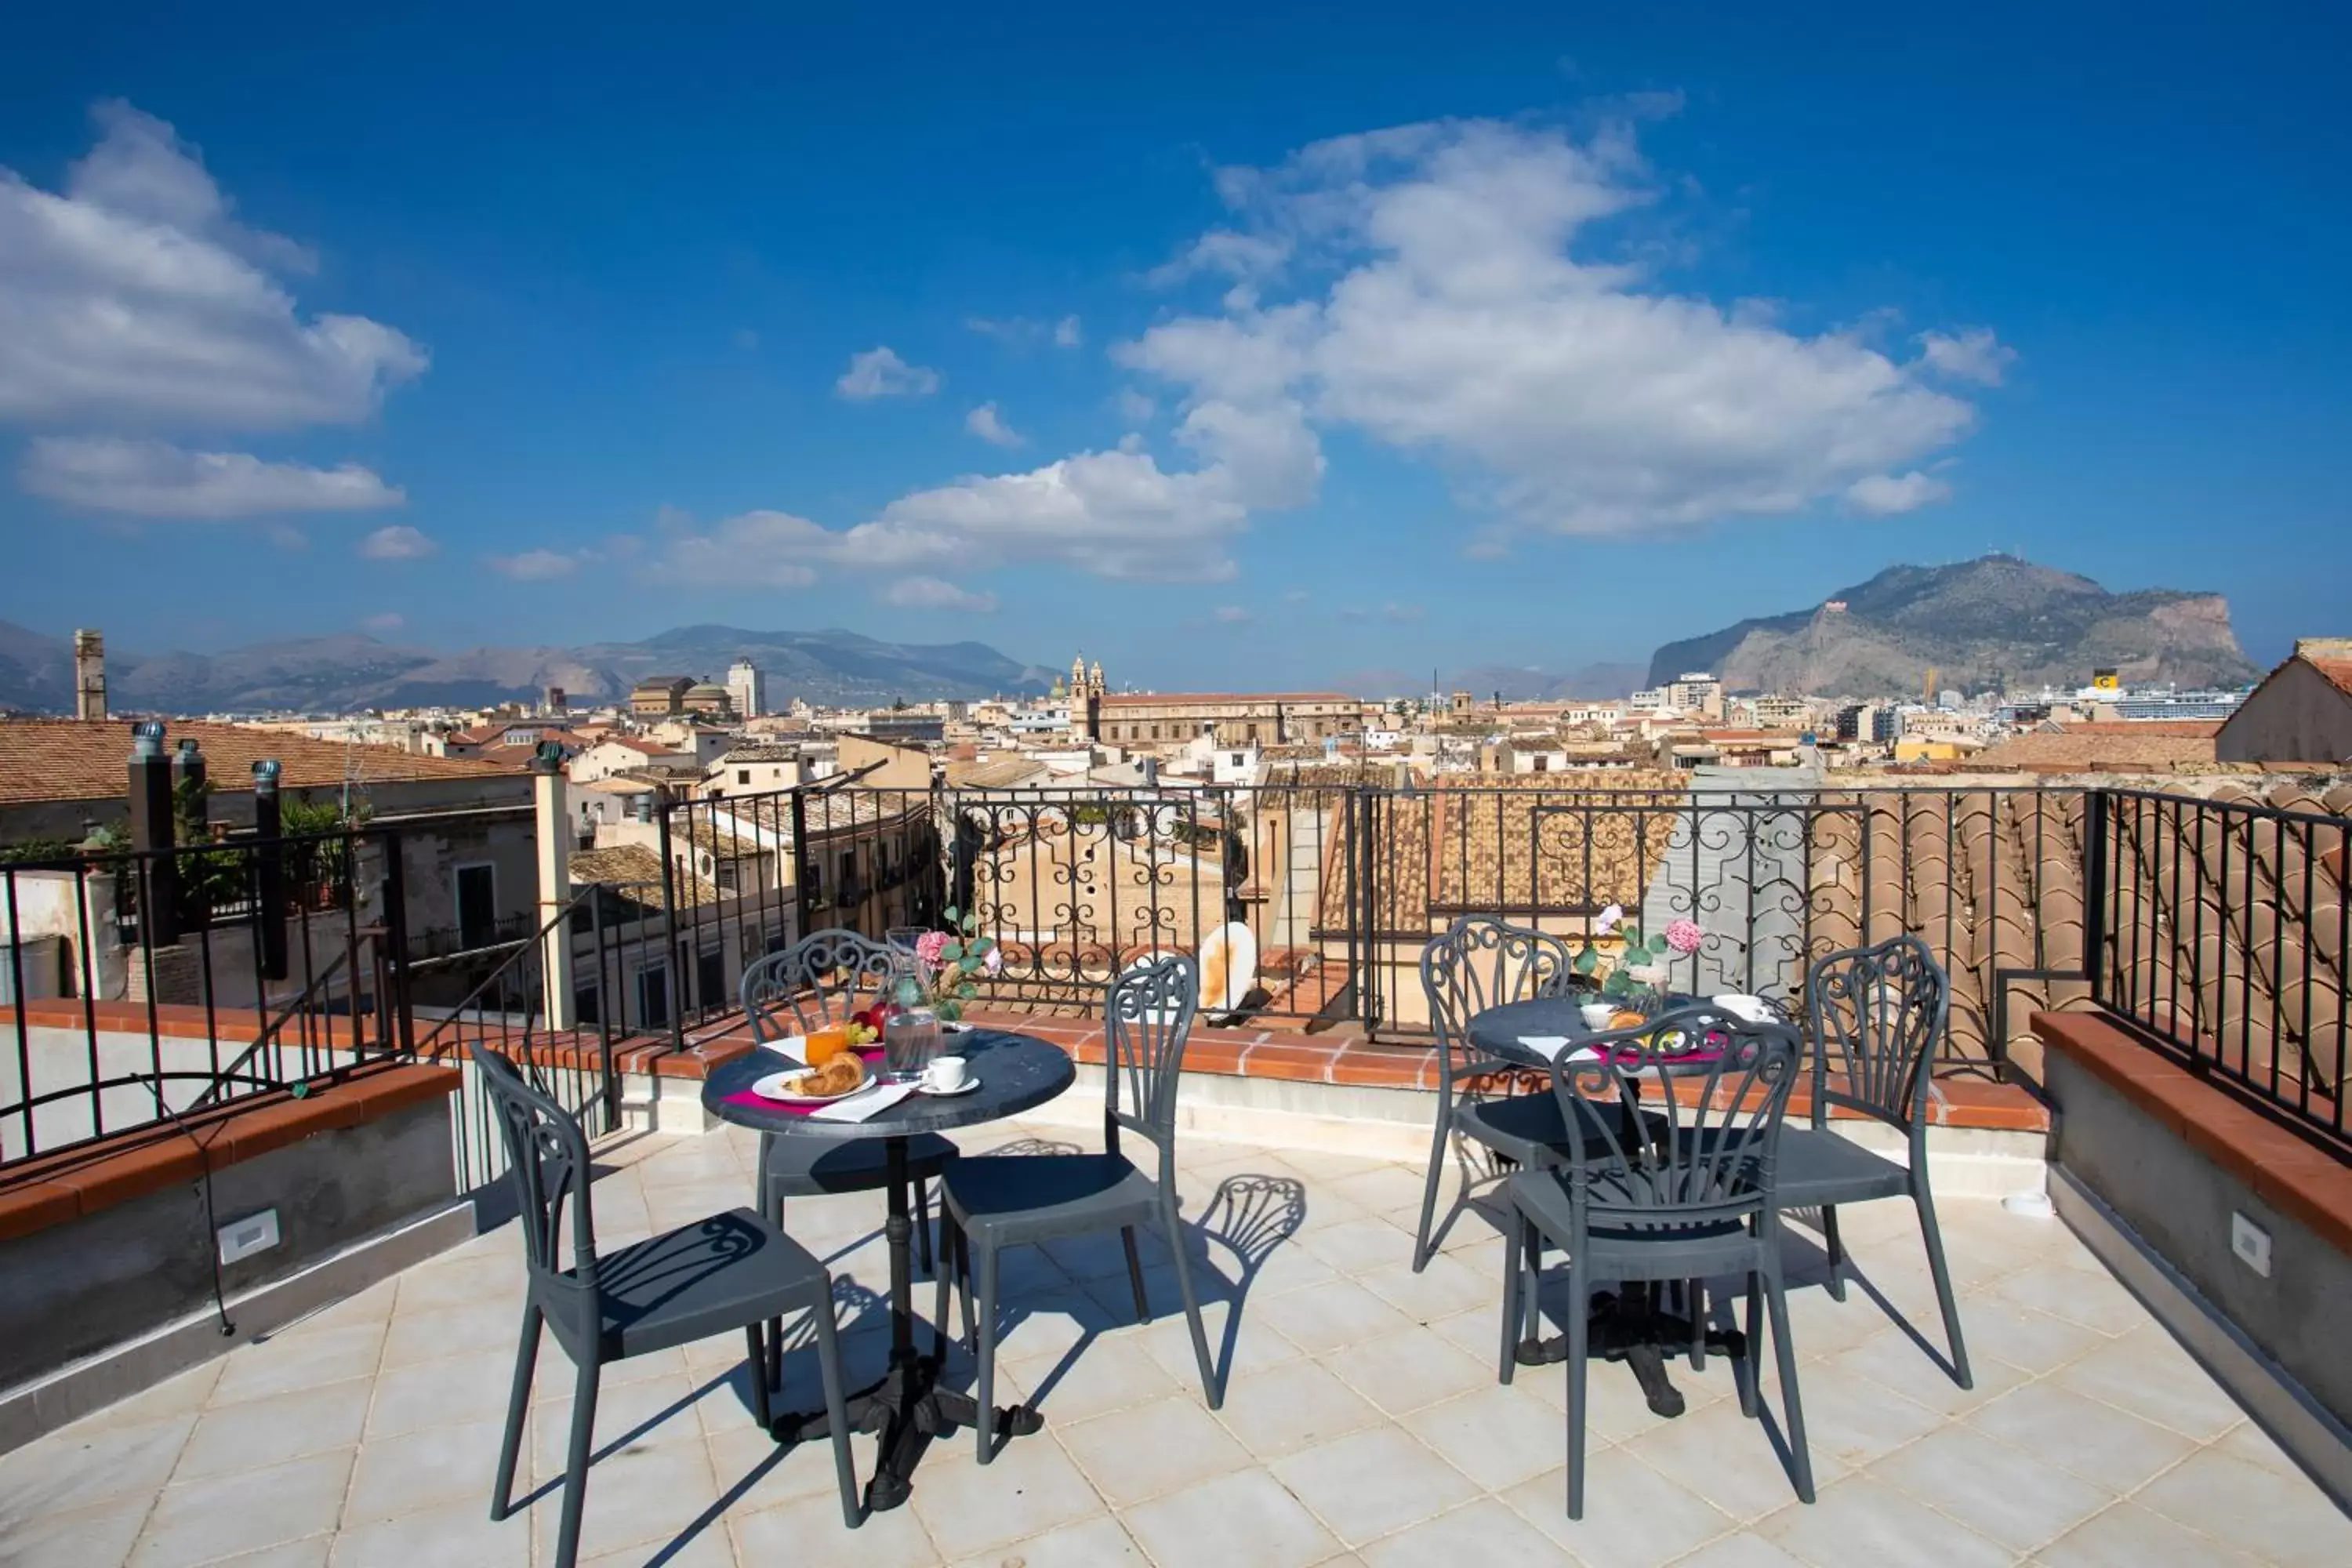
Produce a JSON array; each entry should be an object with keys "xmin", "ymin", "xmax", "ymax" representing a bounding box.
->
[
  {"xmin": 1467, "ymin": 996, "xmax": 1613, "ymax": 1070},
  {"xmin": 701, "ymin": 1029, "xmax": 1076, "ymax": 1142},
  {"xmin": 1469, "ymin": 995, "xmax": 1797, "ymax": 1075}
]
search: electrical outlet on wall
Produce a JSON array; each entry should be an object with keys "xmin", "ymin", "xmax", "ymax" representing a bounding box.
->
[
  {"xmin": 218, "ymin": 1208, "xmax": 281, "ymax": 1265},
  {"xmin": 2230, "ymin": 1212, "xmax": 2272, "ymax": 1278}
]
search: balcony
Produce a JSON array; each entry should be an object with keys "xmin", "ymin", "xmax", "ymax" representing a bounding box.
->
[
  {"xmin": 6, "ymin": 1112, "xmax": 2348, "ymax": 1566},
  {"xmin": 3, "ymin": 779, "xmax": 2348, "ymax": 1562}
]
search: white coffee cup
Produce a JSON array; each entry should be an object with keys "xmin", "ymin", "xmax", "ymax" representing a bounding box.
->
[
  {"xmin": 923, "ymin": 1055, "xmax": 970, "ymax": 1093},
  {"xmin": 1579, "ymin": 1002, "xmax": 1616, "ymax": 1030}
]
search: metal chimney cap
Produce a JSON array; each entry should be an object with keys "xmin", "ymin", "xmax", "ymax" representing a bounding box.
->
[
  {"xmin": 131, "ymin": 720, "xmax": 166, "ymax": 758},
  {"xmin": 175, "ymin": 738, "xmax": 201, "ymax": 757},
  {"xmin": 252, "ymin": 759, "xmax": 281, "ymax": 785}
]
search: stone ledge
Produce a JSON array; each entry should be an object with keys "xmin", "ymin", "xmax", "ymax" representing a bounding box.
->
[
  {"xmin": 0, "ymin": 1062, "xmax": 460, "ymax": 1242},
  {"xmin": 2032, "ymin": 1009, "xmax": 2352, "ymax": 1255}
]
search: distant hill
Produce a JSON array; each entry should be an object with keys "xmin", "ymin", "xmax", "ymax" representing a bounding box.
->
[
  {"xmin": 1645, "ymin": 555, "xmax": 2258, "ymax": 698},
  {"xmin": 0, "ymin": 622, "xmax": 1055, "ymax": 714}
]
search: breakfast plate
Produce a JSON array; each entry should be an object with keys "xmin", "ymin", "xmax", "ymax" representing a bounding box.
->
[{"xmin": 752, "ymin": 1061, "xmax": 871, "ymax": 1104}]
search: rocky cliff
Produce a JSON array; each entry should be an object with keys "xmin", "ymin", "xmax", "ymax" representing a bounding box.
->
[{"xmin": 1646, "ymin": 555, "xmax": 2256, "ymax": 697}]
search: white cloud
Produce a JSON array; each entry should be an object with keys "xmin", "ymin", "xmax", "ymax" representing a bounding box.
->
[
  {"xmin": 361, "ymin": 612, "xmax": 405, "ymax": 633},
  {"xmin": 835, "ymin": 346, "xmax": 940, "ymax": 400},
  {"xmin": 1116, "ymin": 388, "xmax": 1157, "ymax": 423},
  {"xmin": 878, "ymin": 576, "xmax": 999, "ymax": 612},
  {"xmin": 1340, "ymin": 601, "xmax": 1426, "ymax": 623},
  {"xmin": 1127, "ymin": 117, "xmax": 1995, "ymax": 543},
  {"xmin": 20, "ymin": 436, "xmax": 403, "ymax": 517},
  {"xmin": 1844, "ymin": 470, "xmax": 1954, "ymax": 515},
  {"xmin": 1053, "ymin": 314, "xmax": 1082, "ymax": 348},
  {"xmin": 1211, "ymin": 605, "xmax": 1252, "ymax": 624},
  {"xmin": 1916, "ymin": 327, "xmax": 2016, "ymax": 387},
  {"xmin": 358, "ymin": 523, "xmax": 436, "ymax": 560},
  {"xmin": 0, "ymin": 101, "xmax": 426, "ymax": 430},
  {"xmin": 645, "ymin": 509, "xmax": 824, "ymax": 588},
  {"xmin": 490, "ymin": 548, "xmax": 582, "ymax": 582},
  {"xmin": 965, "ymin": 401, "xmax": 1025, "ymax": 448}
]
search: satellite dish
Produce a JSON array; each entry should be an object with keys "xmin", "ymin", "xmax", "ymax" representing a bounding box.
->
[{"xmin": 1197, "ymin": 921, "xmax": 1257, "ymax": 1013}]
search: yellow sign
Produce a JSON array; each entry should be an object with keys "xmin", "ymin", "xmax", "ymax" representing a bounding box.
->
[{"xmin": 2092, "ymin": 670, "xmax": 2121, "ymax": 692}]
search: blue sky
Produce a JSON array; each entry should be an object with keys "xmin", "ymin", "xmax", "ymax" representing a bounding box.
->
[{"xmin": 1, "ymin": 2, "xmax": 2345, "ymax": 690}]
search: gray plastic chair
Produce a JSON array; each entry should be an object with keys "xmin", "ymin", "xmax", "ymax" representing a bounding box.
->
[
  {"xmin": 1498, "ymin": 1007, "xmax": 1813, "ymax": 1519},
  {"xmin": 1413, "ymin": 916, "xmax": 1650, "ymax": 1271},
  {"xmin": 1781, "ymin": 934, "xmax": 1973, "ymax": 1387},
  {"xmin": 742, "ymin": 928, "xmax": 956, "ymax": 1276},
  {"xmin": 473, "ymin": 1045, "xmax": 859, "ymax": 1568},
  {"xmin": 935, "ymin": 953, "xmax": 1221, "ymax": 1461}
]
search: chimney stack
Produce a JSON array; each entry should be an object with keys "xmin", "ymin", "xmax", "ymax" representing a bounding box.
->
[{"xmin": 74, "ymin": 629, "xmax": 106, "ymax": 721}]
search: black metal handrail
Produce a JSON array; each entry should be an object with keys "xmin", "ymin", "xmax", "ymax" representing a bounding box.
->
[{"xmin": 2092, "ymin": 786, "xmax": 2350, "ymax": 1156}]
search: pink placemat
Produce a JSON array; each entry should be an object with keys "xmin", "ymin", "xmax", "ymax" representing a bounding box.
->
[{"xmin": 728, "ymin": 1046, "xmax": 888, "ymax": 1116}]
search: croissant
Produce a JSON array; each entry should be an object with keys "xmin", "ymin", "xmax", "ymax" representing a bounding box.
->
[{"xmin": 794, "ymin": 1055, "xmax": 863, "ymax": 1097}]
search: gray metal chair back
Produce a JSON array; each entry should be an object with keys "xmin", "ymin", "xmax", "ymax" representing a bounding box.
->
[
  {"xmin": 477, "ymin": 1044, "xmax": 601, "ymax": 1323},
  {"xmin": 742, "ymin": 927, "xmax": 906, "ymax": 1040},
  {"xmin": 1546, "ymin": 1006, "xmax": 1802, "ymax": 1239},
  {"xmin": 1104, "ymin": 953, "xmax": 1200, "ymax": 1180},
  {"xmin": 1421, "ymin": 916, "xmax": 1573, "ymax": 1103},
  {"xmin": 1804, "ymin": 934, "xmax": 1946, "ymax": 1132}
]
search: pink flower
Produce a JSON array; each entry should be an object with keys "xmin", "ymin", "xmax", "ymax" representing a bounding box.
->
[
  {"xmin": 914, "ymin": 930, "xmax": 949, "ymax": 967},
  {"xmin": 983, "ymin": 946, "xmax": 1003, "ymax": 975},
  {"xmin": 1594, "ymin": 903, "xmax": 1624, "ymax": 935},
  {"xmin": 1664, "ymin": 918, "xmax": 1704, "ymax": 956}
]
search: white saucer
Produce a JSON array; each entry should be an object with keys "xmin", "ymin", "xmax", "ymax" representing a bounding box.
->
[{"xmin": 917, "ymin": 1079, "xmax": 980, "ymax": 1097}]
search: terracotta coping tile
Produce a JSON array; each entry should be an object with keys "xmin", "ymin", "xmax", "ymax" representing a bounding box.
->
[
  {"xmin": 0, "ymin": 1181, "xmax": 79, "ymax": 1243},
  {"xmin": 0, "ymin": 1062, "xmax": 459, "ymax": 1241},
  {"xmin": 2033, "ymin": 1008, "xmax": 2352, "ymax": 1256}
]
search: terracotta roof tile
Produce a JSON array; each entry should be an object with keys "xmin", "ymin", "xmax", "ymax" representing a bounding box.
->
[{"xmin": 0, "ymin": 718, "xmax": 520, "ymax": 808}]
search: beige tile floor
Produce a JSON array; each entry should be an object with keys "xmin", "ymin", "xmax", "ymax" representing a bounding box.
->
[{"xmin": 4, "ymin": 1122, "xmax": 2347, "ymax": 1567}]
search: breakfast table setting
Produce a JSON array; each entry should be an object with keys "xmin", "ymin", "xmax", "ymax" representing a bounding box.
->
[
  {"xmin": 701, "ymin": 1017, "xmax": 1076, "ymax": 1510},
  {"xmin": 1466, "ymin": 987, "xmax": 1791, "ymax": 1417}
]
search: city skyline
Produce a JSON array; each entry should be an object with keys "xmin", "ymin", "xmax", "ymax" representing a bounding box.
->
[{"xmin": 1, "ymin": 2, "xmax": 2346, "ymax": 689}]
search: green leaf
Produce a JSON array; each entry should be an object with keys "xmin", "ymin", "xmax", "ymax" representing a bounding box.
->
[
  {"xmin": 1573, "ymin": 948, "xmax": 1599, "ymax": 976},
  {"xmin": 942, "ymin": 906, "xmax": 959, "ymax": 924},
  {"xmin": 1619, "ymin": 924, "xmax": 1642, "ymax": 949},
  {"xmin": 1602, "ymin": 970, "xmax": 1629, "ymax": 998},
  {"xmin": 893, "ymin": 977, "xmax": 924, "ymax": 1007},
  {"xmin": 938, "ymin": 1000, "xmax": 962, "ymax": 1022},
  {"xmin": 939, "ymin": 940, "xmax": 963, "ymax": 962},
  {"xmin": 956, "ymin": 982, "xmax": 978, "ymax": 1000},
  {"xmin": 958, "ymin": 954, "xmax": 982, "ymax": 973},
  {"xmin": 1648, "ymin": 934, "xmax": 1671, "ymax": 956}
]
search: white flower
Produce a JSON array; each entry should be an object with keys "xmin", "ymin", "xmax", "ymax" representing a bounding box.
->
[{"xmin": 1595, "ymin": 903, "xmax": 1625, "ymax": 935}]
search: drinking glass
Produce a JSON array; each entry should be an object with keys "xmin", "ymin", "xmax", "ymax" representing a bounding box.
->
[{"xmin": 883, "ymin": 1007, "xmax": 941, "ymax": 1085}]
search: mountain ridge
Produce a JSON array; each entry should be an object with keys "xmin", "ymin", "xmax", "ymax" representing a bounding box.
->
[
  {"xmin": 1646, "ymin": 555, "xmax": 2257, "ymax": 697},
  {"xmin": 0, "ymin": 623, "xmax": 1058, "ymax": 713}
]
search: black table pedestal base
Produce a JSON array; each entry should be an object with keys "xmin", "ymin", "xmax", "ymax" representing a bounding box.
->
[
  {"xmin": 1515, "ymin": 1289, "xmax": 1748, "ymax": 1419},
  {"xmin": 771, "ymin": 1348, "xmax": 1044, "ymax": 1512}
]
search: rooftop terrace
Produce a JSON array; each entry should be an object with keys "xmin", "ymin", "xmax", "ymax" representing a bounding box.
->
[{"xmin": 4, "ymin": 1120, "xmax": 2345, "ymax": 1567}]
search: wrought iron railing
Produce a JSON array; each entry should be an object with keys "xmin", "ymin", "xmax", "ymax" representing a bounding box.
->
[
  {"xmin": 2093, "ymin": 786, "xmax": 2350, "ymax": 1154},
  {"xmin": 651, "ymin": 780, "xmax": 2107, "ymax": 1071},
  {"xmin": 3, "ymin": 829, "xmax": 383, "ymax": 1165}
]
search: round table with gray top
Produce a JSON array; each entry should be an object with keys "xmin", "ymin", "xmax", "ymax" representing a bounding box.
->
[
  {"xmin": 1465, "ymin": 994, "xmax": 1763, "ymax": 1418},
  {"xmin": 702, "ymin": 1029, "xmax": 1076, "ymax": 1510}
]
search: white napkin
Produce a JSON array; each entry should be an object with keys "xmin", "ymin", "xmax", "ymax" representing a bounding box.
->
[
  {"xmin": 1709, "ymin": 995, "xmax": 1773, "ymax": 1024},
  {"xmin": 806, "ymin": 1081, "xmax": 916, "ymax": 1123},
  {"xmin": 1518, "ymin": 1035, "xmax": 1576, "ymax": 1061},
  {"xmin": 760, "ymin": 1035, "xmax": 808, "ymax": 1063}
]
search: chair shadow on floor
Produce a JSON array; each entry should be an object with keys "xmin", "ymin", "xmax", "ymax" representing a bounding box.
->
[
  {"xmin": 998, "ymin": 1170, "xmax": 1308, "ymax": 1421},
  {"xmin": 506, "ymin": 1272, "xmax": 894, "ymax": 1566},
  {"xmin": 1769, "ymin": 1206, "xmax": 1970, "ymax": 1384}
]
